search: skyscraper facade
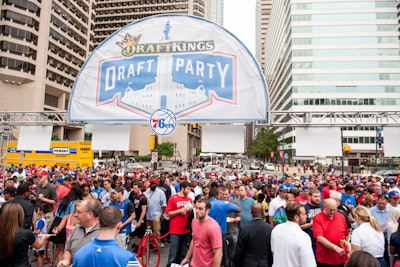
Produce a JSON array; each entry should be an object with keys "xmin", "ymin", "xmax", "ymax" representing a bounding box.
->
[
  {"xmin": 0, "ymin": 0, "xmax": 96, "ymax": 139},
  {"xmin": 264, "ymin": 0, "xmax": 400, "ymax": 165},
  {"xmin": 256, "ymin": 0, "xmax": 272, "ymax": 73},
  {"xmin": 94, "ymin": 0, "xmax": 207, "ymax": 47},
  {"xmin": 206, "ymin": 0, "xmax": 223, "ymax": 26}
]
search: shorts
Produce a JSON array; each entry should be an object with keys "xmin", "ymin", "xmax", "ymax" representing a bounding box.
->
[
  {"xmin": 34, "ymin": 249, "xmax": 45, "ymax": 257},
  {"xmin": 131, "ymin": 222, "xmax": 146, "ymax": 238}
]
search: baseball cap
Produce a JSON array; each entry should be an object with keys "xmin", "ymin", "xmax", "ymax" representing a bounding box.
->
[
  {"xmin": 150, "ymin": 178, "xmax": 158, "ymax": 184},
  {"xmin": 301, "ymin": 185, "xmax": 310, "ymax": 191},
  {"xmin": 279, "ymin": 184, "xmax": 290, "ymax": 191},
  {"xmin": 3, "ymin": 186, "xmax": 17, "ymax": 196},
  {"xmin": 55, "ymin": 177, "xmax": 65, "ymax": 184},
  {"xmin": 37, "ymin": 170, "xmax": 49, "ymax": 177},
  {"xmin": 389, "ymin": 191, "xmax": 400, "ymax": 198}
]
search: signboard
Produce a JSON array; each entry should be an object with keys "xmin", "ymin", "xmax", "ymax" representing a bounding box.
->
[
  {"xmin": 53, "ymin": 148, "xmax": 71, "ymax": 155},
  {"xmin": 69, "ymin": 14, "xmax": 268, "ymax": 135},
  {"xmin": 151, "ymin": 152, "xmax": 158, "ymax": 163}
]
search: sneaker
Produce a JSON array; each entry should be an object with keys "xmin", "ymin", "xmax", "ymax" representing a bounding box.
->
[{"xmin": 160, "ymin": 243, "xmax": 165, "ymax": 248}]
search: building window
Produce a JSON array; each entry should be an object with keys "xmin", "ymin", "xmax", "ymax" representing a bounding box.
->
[
  {"xmin": 44, "ymin": 93, "xmax": 59, "ymax": 108},
  {"xmin": 0, "ymin": 56, "xmax": 35, "ymax": 74}
]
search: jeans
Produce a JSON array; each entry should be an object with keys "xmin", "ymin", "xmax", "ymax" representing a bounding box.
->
[
  {"xmin": 225, "ymin": 232, "xmax": 238, "ymax": 267},
  {"xmin": 167, "ymin": 233, "xmax": 190, "ymax": 267}
]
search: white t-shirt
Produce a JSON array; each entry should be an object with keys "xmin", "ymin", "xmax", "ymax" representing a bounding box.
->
[
  {"xmin": 351, "ymin": 222, "xmax": 385, "ymax": 257},
  {"xmin": 271, "ymin": 221, "xmax": 316, "ymax": 267}
]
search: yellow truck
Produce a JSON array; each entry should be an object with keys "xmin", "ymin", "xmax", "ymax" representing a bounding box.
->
[{"xmin": 5, "ymin": 141, "xmax": 94, "ymax": 168}]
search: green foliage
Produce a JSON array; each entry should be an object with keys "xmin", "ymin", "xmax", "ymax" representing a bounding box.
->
[
  {"xmin": 158, "ymin": 142, "xmax": 174, "ymax": 158},
  {"xmin": 248, "ymin": 128, "xmax": 279, "ymax": 160},
  {"xmin": 51, "ymin": 134, "xmax": 61, "ymax": 141},
  {"xmin": 195, "ymin": 148, "xmax": 201, "ymax": 156}
]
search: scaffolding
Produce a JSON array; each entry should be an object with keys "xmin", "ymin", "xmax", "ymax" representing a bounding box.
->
[
  {"xmin": 261, "ymin": 110, "xmax": 400, "ymax": 127},
  {"xmin": 0, "ymin": 111, "xmax": 83, "ymax": 181},
  {"xmin": 1, "ymin": 110, "xmax": 400, "ymax": 174},
  {"xmin": 1, "ymin": 111, "xmax": 399, "ymax": 127}
]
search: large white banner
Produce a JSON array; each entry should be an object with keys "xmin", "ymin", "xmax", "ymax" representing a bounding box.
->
[
  {"xmin": 17, "ymin": 126, "xmax": 52, "ymax": 150},
  {"xmin": 202, "ymin": 124, "xmax": 245, "ymax": 153},
  {"xmin": 383, "ymin": 127, "xmax": 400, "ymax": 157},
  {"xmin": 91, "ymin": 124, "xmax": 130, "ymax": 151},
  {"xmin": 69, "ymin": 14, "xmax": 268, "ymax": 131},
  {"xmin": 296, "ymin": 127, "xmax": 342, "ymax": 157}
]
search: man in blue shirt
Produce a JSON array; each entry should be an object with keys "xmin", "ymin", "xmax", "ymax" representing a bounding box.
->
[
  {"xmin": 341, "ymin": 183, "xmax": 357, "ymax": 209},
  {"xmin": 237, "ymin": 185, "xmax": 255, "ymax": 226},
  {"xmin": 72, "ymin": 206, "xmax": 139, "ymax": 267},
  {"xmin": 208, "ymin": 189, "xmax": 240, "ymax": 267},
  {"xmin": 91, "ymin": 180, "xmax": 104, "ymax": 200},
  {"xmin": 110, "ymin": 187, "xmax": 136, "ymax": 249}
]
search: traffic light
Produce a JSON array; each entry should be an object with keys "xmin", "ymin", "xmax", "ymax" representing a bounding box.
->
[
  {"xmin": 192, "ymin": 123, "xmax": 198, "ymax": 129},
  {"xmin": 149, "ymin": 135, "xmax": 155, "ymax": 150},
  {"xmin": 377, "ymin": 128, "xmax": 383, "ymax": 148}
]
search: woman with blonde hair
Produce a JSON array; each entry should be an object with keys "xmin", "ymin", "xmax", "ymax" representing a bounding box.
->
[
  {"xmin": 351, "ymin": 205, "xmax": 387, "ymax": 267},
  {"xmin": 0, "ymin": 202, "xmax": 51, "ymax": 266}
]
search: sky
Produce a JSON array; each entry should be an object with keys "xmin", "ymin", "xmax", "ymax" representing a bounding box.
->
[{"xmin": 223, "ymin": 0, "xmax": 257, "ymax": 55}]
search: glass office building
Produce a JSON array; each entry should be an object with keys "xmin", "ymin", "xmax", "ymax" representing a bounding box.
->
[{"xmin": 264, "ymin": 0, "xmax": 400, "ymax": 165}]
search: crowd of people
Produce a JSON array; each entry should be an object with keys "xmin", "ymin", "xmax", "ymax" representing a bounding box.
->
[{"xmin": 0, "ymin": 161, "xmax": 399, "ymax": 267}]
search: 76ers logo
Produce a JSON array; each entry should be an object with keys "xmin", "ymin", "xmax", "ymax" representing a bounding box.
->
[{"xmin": 150, "ymin": 109, "xmax": 177, "ymax": 136}]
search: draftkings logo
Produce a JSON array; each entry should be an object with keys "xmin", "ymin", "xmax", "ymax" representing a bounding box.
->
[{"xmin": 116, "ymin": 21, "xmax": 215, "ymax": 56}]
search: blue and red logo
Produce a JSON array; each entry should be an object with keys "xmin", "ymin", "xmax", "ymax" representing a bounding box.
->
[{"xmin": 150, "ymin": 109, "xmax": 177, "ymax": 136}]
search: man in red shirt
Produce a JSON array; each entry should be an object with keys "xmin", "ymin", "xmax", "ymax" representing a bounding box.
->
[
  {"xmin": 313, "ymin": 198, "xmax": 349, "ymax": 267},
  {"xmin": 54, "ymin": 176, "xmax": 70, "ymax": 213},
  {"xmin": 166, "ymin": 180, "xmax": 193, "ymax": 266},
  {"xmin": 321, "ymin": 178, "xmax": 337, "ymax": 200},
  {"xmin": 295, "ymin": 185, "xmax": 310, "ymax": 205}
]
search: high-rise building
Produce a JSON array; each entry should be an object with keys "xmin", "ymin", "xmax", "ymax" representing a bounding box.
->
[
  {"xmin": 0, "ymin": 0, "xmax": 218, "ymax": 162},
  {"xmin": 249, "ymin": 0, "xmax": 272, "ymax": 152},
  {"xmin": 94, "ymin": 0, "xmax": 208, "ymax": 47},
  {"xmin": 0, "ymin": 0, "xmax": 96, "ymax": 140},
  {"xmin": 264, "ymin": 0, "xmax": 400, "ymax": 165},
  {"xmin": 255, "ymin": 0, "xmax": 272, "ymax": 73},
  {"xmin": 205, "ymin": 0, "xmax": 224, "ymax": 26}
]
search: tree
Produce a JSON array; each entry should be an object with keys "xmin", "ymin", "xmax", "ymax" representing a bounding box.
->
[
  {"xmin": 248, "ymin": 128, "xmax": 279, "ymax": 161},
  {"xmin": 51, "ymin": 134, "xmax": 61, "ymax": 141},
  {"xmin": 158, "ymin": 142, "xmax": 174, "ymax": 159}
]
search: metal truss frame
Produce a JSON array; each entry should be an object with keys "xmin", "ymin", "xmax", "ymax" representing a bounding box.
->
[
  {"xmin": 0, "ymin": 111, "xmax": 82, "ymax": 126},
  {"xmin": 261, "ymin": 111, "xmax": 400, "ymax": 127},
  {"xmin": 0, "ymin": 111, "xmax": 399, "ymax": 127}
]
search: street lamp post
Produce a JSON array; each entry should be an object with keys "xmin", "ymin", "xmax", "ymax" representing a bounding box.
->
[
  {"xmin": 174, "ymin": 143, "xmax": 177, "ymax": 163},
  {"xmin": 280, "ymin": 141, "xmax": 287, "ymax": 172}
]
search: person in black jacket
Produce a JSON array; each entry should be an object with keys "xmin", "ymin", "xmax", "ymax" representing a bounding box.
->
[
  {"xmin": 233, "ymin": 203, "xmax": 273, "ymax": 267},
  {"xmin": 0, "ymin": 182, "xmax": 34, "ymax": 229}
]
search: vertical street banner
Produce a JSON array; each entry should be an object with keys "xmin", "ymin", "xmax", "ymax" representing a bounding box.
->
[{"xmin": 69, "ymin": 14, "xmax": 268, "ymax": 136}]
